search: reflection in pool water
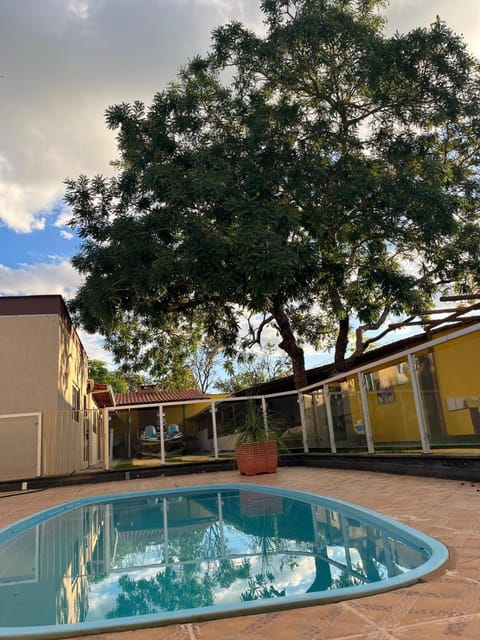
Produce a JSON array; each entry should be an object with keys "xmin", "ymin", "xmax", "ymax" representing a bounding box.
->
[{"xmin": 0, "ymin": 485, "xmax": 448, "ymax": 638}]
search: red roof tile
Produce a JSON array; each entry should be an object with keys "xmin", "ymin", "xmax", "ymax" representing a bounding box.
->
[
  {"xmin": 114, "ymin": 389, "xmax": 209, "ymax": 406},
  {"xmin": 91, "ymin": 383, "xmax": 116, "ymax": 408}
]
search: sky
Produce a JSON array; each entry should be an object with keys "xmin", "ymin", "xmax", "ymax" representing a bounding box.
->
[{"xmin": 1, "ymin": 0, "xmax": 479, "ymax": 368}]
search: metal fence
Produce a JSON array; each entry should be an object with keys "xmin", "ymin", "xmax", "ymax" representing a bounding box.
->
[
  {"xmin": 0, "ymin": 409, "xmax": 106, "ymax": 481},
  {"xmin": 42, "ymin": 409, "xmax": 105, "ymax": 477},
  {"xmin": 1, "ymin": 323, "xmax": 480, "ymax": 483}
]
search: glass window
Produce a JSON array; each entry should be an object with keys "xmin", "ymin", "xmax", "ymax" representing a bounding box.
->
[{"xmin": 72, "ymin": 384, "xmax": 81, "ymax": 421}]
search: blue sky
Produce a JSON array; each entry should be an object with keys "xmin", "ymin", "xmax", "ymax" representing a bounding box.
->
[
  {"xmin": 0, "ymin": 0, "xmax": 479, "ymax": 367},
  {"xmin": 0, "ymin": 207, "xmax": 75, "ymax": 270}
]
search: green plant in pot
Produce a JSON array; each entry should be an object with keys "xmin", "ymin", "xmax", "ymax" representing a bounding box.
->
[{"xmin": 234, "ymin": 401, "xmax": 284, "ymax": 476}]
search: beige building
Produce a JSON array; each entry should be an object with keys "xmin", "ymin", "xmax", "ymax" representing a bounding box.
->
[
  {"xmin": 0, "ymin": 295, "xmax": 90, "ymax": 414},
  {"xmin": 0, "ymin": 295, "xmax": 103, "ymax": 480}
]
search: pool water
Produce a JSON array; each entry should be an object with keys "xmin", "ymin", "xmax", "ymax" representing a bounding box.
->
[{"xmin": 0, "ymin": 484, "xmax": 448, "ymax": 638}]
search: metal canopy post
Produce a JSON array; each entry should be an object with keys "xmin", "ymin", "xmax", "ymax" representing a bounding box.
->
[
  {"xmin": 358, "ymin": 372, "xmax": 375, "ymax": 453},
  {"xmin": 261, "ymin": 396, "xmax": 269, "ymax": 435},
  {"xmin": 102, "ymin": 408, "xmax": 110, "ymax": 471},
  {"xmin": 323, "ymin": 384, "xmax": 337, "ymax": 453},
  {"xmin": 33, "ymin": 412, "xmax": 42, "ymax": 477},
  {"xmin": 407, "ymin": 353, "xmax": 431, "ymax": 454},
  {"xmin": 211, "ymin": 401, "xmax": 219, "ymax": 459},
  {"xmin": 158, "ymin": 404, "xmax": 166, "ymax": 463},
  {"xmin": 298, "ymin": 392, "xmax": 309, "ymax": 453}
]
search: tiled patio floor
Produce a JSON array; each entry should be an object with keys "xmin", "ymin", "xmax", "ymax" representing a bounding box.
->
[{"xmin": 2, "ymin": 467, "xmax": 480, "ymax": 639}]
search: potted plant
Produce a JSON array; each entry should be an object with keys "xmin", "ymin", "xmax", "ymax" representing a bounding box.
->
[{"xmin": 234, "ymin": 401, "xmax": 283, "ymax": 476}]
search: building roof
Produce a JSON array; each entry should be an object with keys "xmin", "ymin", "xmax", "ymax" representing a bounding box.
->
[
  {"xmin": 91, "ymin": 383, "xmax": 116, "ymax": 408},
  {"xmin": 0, "ymin": 294, "xmax": 69, "ymax": 318},
  {"xmin": 114, "ymin": 388, "xmax": 210, "ymax": 407}
]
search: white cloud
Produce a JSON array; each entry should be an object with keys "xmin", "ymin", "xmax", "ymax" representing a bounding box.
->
[
  {"xmin": 0, "ymin": 259, "xmax": 81, "ymax": 297},
  {"xmin": 0, "ymin": 179, "xmax": 47, "ymax": 233},
  {"xmin": 384, "ymin": 1, "xmax": 480, "ymax": 57},
  {"xmin": 78, "ymin": 330, "xmax": 115, "ymax": 366},
  {"xmin": 54, "ymin": 205, "xmax": 73, "ymax": 228},
  {"xmin": 60, "ymin": 230, "xmax": 74, "ymax": 240},
  {"xmin": 0, "ymin": 258, "xmax": 115, "ymax": 363},
  {"xmin": 0, "ymin": 0, "xmax": 478, "ymax": 233},
  {"xmin": 0, "ymin": 0, "xmax": 262, "ymax": 233},
  {"xmin": 68, "ymin": 0, "xmax": 90, "ymax": 21}
]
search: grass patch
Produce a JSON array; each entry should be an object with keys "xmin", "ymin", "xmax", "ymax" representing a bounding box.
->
[{"xmin": 114, "ymin": 459, "xmax": 135, "ymax": 470}]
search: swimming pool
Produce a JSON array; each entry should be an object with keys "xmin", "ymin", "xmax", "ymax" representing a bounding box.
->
[{"xmin": 0, "ymin": 483, "xmax": 448, "ymax": 639}]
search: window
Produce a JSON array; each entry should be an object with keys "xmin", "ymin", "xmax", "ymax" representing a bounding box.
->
[{"xmin": 72, "ymin": 384, "xmax": 81, "ymax": 421}]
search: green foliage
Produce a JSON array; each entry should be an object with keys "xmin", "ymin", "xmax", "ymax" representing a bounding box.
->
[
  {"xmin": 113, "ymin": 458, "xmax": 135, "ymax": 470},
  {"xmin": 215, "ymin": 343, "xmax": 292, "ymax": 393},
  {"xmin": 234, "ymin": 401, "xmax": 270, "ymax": 445},
  {"xmin": 88, "ymin": 359, "xmax": 131, "ymax": 393},
  {"xmin": 233, "ymin": 400, "xmax": 287, "ymax": 447},
  {"xmin": 67, "ymin": 0, "xmax": 480, "ymax": 389},
  {"xmin": 188, "ymin": 336, "xmax": 223, "ymax": 393},
  {"xmin": 102, "ymin": 317, "xmax": 200, "ymax": 390}
]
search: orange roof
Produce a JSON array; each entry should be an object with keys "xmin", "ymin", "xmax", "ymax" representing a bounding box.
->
[
  {"xmin": 114, "ymin": 389, "xmax": 209, "ymax": 406},
  {"xmin": 91, "ymin": 383, "xmax": 116, "ymax": 408}
]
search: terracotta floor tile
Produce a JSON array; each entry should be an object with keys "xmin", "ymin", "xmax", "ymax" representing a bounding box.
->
[{"xmin": 392, "ymin": 614, "xmax": 480, "ymax": 639}]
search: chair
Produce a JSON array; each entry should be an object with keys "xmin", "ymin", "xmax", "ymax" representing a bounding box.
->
[{"xmin": 143, "ymin": 425, "xmax": 157, "ymax": 439}]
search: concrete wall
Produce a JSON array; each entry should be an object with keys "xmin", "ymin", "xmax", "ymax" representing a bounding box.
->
[
  {"xmin": 0, "ymin": 315, "xmax": 88, "ymax": 415},
  {"xmin": 0, "ymin": 312, "xmax": 89, "ymax": 415},
  {"xmin": 0, "ymin": 315, "xmax": 59, "ymax": 414},
  {"xmin": 0, "ymin": 297, "xmax": 96, "ymax": 477}
]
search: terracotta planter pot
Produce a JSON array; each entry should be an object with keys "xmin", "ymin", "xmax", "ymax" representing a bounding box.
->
[{"xmin": 235, "ymin": 441, "xmax": 278, "ymax": 476}]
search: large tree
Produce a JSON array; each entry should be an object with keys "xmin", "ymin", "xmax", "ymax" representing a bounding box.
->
[
  {"xmin": 66, "ymin": 0, "xmax": 480, "ymax": 389},
  {"xmin": 187, "ymin": 337, "xmax": 222, "ymax": 393}
]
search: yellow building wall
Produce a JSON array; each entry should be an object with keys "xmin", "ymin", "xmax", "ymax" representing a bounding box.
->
[
  {"xmin": 0, "ymin": 306, "xmax": 94, "ymax": 476},
  {"xmin": 57, "ymin": 317, "xmax": 89, "ymax": 413},
  {"xmin": 164, "ymin": 401, "xmax": 212, "ymax": 437},
  {"xmin": 347, "ymin": 360, "xmax": 420, "ymax": 443},
  {"xmin": 345, "ymin": 328, "xmax": 480, "ymax": 443},
  {"xmin": 433, "ymin": 332, "xmax": 480, "ymax": 436},
  {"xmin": 343, "ymin": 377, "xmax": 362, "ymax": 424}
]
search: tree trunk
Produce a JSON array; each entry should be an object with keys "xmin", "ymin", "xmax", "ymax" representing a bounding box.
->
[
  {"xmin": 334, "ymin": 316, "xmax": 349, "ymax": 372},
  {"xmin": 270, "ymin": 303, "xmax": 307, "ymax": 389},
  {"xmin": 328, "ymin": 286, "xmax": 350, "ymax": 373}
]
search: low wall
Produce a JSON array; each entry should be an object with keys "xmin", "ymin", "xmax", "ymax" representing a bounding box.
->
[{"xmin": 2, "ymin": 451, "xmax": 480, "ymax": 492}]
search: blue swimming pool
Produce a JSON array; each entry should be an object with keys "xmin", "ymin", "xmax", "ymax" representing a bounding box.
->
[{"xmin": 0, "ymin": 484, "xmax": 448, "ymax": 639}]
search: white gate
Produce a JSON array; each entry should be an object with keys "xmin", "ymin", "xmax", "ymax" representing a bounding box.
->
[
  {"xmin": 0, "ymin": 413, "xmax": 41, "ymax": 481},
  {"xmin": 0, "ymin": 410, "xmax": 105, "ymax": 482}
]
